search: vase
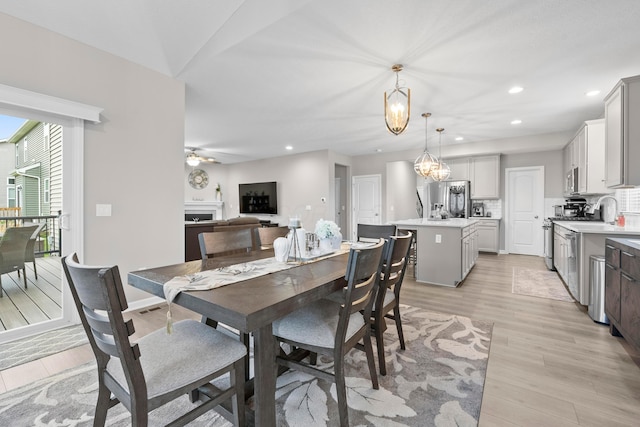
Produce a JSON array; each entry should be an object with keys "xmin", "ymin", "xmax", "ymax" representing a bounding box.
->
[
  {"xmin": 330, "ymin": 231, "xmax": 342, "ymax": 250},
  {"xmin": 216, "ymin": 192, "xmax": 221, "ymax": 201},
  {"xmin": 319, "ymin": 238, "xmax": 333, "ymax": 253}
]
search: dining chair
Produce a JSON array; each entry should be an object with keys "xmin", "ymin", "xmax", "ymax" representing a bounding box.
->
[
  {"xmin": 370, "ymin": 231, "xmax": 414, "ymax": 375},
  {"xmin": 198, "ymin": 228, "xmax": 256, "ymax": 259},
  {"xmin": 0, "ymin": 224, "xmax": 39, "ymax": 297},
  {"xmin": 62, "ymin": 253, "xmax": 247, "ymax": 427},
  {"xmin": 256, "ymin": 225, "xmax": 289, "ymax": 249},
  {"xmin": 357, "ymin": 223, "xmax": 397, "ymax": 242},
  {"xmin": 272, "ymin": 239, "xmax": 385, "ymax": 427}
]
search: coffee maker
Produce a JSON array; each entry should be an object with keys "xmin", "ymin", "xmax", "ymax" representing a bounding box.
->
[{"xmin": 472, "ymin": 202, "xmax": 485, "ymax": 217}]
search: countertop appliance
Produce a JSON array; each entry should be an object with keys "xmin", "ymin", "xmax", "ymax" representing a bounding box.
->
[{"xmin": 424, "ymin": 180, "xmax": 471, "ymax": 219}]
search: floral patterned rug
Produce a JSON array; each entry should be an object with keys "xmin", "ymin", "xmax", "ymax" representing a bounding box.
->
[{"xmin": 0, "ymin": 306, "xmax": 493, "ymax": 427}]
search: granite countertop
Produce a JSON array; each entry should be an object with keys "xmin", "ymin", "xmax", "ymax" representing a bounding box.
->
[
  {"xmin": 553, "ymin": 220, "xmax": 640, "ymax": 235},
  {"xmin": 391, "ymin": 218, "xmax": 479, "ymax": 228}
]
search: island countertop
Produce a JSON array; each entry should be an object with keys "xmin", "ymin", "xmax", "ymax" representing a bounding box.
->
[
  {"xmin": 390, "ymin": 218, "xmax": 479, "ymax": 228},
  {"xmin": 553, "ymin": 220, "xmax": 640, "ymax": 235}
]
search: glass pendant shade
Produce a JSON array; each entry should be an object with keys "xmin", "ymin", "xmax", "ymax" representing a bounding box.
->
[
  {"xmin": 186, "ymin": 152, "xmax": 200, "ymax": 167},
  {"xmin": 431, "ymin": 160, "xmax": 451, "ymax": 181},
  {"xmin": 384, "ymin": 64, "xmax": 411, "ymax": 135},
  {"xmin": 414, "ymin": 112, "xmax": 436, "ymax": 177}
]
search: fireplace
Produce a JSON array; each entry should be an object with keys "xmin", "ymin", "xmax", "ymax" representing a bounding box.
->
[{"xmin": 184, "ymin": 201, "xmax": 224, "ymax": 221}]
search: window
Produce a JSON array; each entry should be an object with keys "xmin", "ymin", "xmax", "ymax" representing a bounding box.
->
[
  {"xmin": 7, "ymin": 187, "xmax": 16, "ymax": 207},
  {"xmin": 7, "ymin": 177, "xmax": 15, "ymax": 185},
  {"xmin": 23, "ymin": 137, "xmax": 28, "ymax": 162},
  {"xmin": 44, "ymin": 178, "xmax": 50, "ymax": 203}
]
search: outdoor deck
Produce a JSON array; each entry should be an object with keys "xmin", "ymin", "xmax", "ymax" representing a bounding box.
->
[{"xmin": 0, "ymin": 257, "xmax": 62, "ymax": 331}]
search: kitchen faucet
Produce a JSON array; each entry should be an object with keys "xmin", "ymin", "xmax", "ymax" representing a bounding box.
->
[{"xmin": 594, "ymin": 195, "xmax": 619, "ymax": 224}]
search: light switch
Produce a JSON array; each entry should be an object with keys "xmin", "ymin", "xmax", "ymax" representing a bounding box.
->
[
  {"xmin": 435, "ymin": 234, "xmax": 442, "ymax": 243},
  {"xmin": 305, "ymin": 205, "xmax": 312, "ymax": 211},
  {"xmin": 96, "ymin": 204, "xmax": 112, "ymax": 217}
]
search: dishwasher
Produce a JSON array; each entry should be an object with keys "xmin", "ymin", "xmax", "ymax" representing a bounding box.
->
[{"xmin": 565, "ymin": 230, "xmax": 580, "ymax": 301}]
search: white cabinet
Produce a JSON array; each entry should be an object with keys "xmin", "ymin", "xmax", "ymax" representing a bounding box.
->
[
  {"xmin": 604, "ymin": 75, "xmax": 640, "ymax": 188},
  {"xmin": 554, "ymin": 225, "xmax": 568, "ymax": 283},
  {"xmin": 445, "ymin": 157, "xmax": 470, "ymax": 181},
  {"xmin": 476, "ymin": 219, "xmax": 499, "ymax": 253},
  {"xmin": 461, "ymin": 224, "xmax": 478, "ymax": 279},
  {"xmin": 576, "ymin": 128, "xmax": 587, "ymax": 193},
  {"xmin": 563, "ymin": 119, "xmax": 610, "ymax": 195},
  {"xmin": 470, "ymin": 155, "xmax": 500, "ymax": 199}
]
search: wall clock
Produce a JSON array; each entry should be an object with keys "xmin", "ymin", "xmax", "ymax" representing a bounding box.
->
[{"xmin": 188, "ymin": 169, "xmax": 209, "ymax": 189}]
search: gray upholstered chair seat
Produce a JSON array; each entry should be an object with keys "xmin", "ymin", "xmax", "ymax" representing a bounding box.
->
[
  {"xmin": 107, "ymin": 319, "xmax": 246, "ymax": 400},
  {"xmin": 273, "ymin": 299, "xmax": 365, "ymax": 348},
  {"xmin": 371, "ymin": 289, "xmax": 395, "ymax": 313}
]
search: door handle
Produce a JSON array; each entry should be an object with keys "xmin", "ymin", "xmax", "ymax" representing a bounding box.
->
[{"xmin": 534, "ymin": 215, "xmax": 539, "ymax": 219}]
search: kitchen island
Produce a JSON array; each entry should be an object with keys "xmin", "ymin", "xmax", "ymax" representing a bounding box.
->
[{"xmin": 391, "ymin": 218, "xmax": 479, "ymax": 287}]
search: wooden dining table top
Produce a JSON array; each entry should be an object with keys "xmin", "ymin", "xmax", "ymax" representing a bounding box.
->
[{"xmin": 127, "ymin": 249, "xmax": 350, "ymax": 333}]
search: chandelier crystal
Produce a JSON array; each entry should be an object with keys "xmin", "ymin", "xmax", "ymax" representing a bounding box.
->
[
  {"xmin": 384, "ymin": 64, "xmax": 411, "ymax": 135},
  {"xmin": 430, "ymin": 128, "xmax": 451, "ymax": 181},
  {"xmin": 414, "ymin": 113, "xmax": 437, "ymax": 177},
  {"xmin": 186, "ymin": 151, "xmax": 200, "ymax": 167}
]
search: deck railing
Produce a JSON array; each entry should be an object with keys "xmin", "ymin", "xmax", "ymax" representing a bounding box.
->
[{"xmin": 0, "ymin": 210, "xmax": 61, "ymax": 256}]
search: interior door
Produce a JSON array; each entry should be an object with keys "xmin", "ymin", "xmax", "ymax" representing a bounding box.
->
[
  {"xmin": 351, "ymin": 174, "xmax": 381, "ymax": 241},
  {"xmin": 506, "ymin": 166, "xmax": 545, "ymax": 256}
]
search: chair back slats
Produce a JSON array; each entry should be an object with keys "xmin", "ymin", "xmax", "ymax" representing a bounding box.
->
[
  {"xmin": 343, "ymin": 239, "xmax": 385, "ymax": 315},
  {"xmin": 199, "ymin": 229, "xmax": 255, "ymax": 259},
  {"xmin": 356, "ymin": 224, "xmax": 397, "ymax": 242},
  {"xmin": 257, "ymin": 226, "xmax": 289, "ymax": 248},
  {"xmin": 0, "ymin": 225, "xmax": 38, "ymax": 270}
]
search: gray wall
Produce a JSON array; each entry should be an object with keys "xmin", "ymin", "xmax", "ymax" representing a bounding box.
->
[{"xmin": 0, "ymin": 12, "xmax": 185, "ymax": 301}]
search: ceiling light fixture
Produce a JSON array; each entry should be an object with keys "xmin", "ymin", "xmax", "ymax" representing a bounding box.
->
[
  {"xmin": 414, "ymin": 113, "xmax": 437, "ymax": 178},
  {"xmin": 586, "ymin": 90, "xmax": 601, "ymax": 97},
  {"xmin": 511, "ymin": 119, "xmax": 522, "ymax": 125},
  {"xmin": 455, "ymin": 136, "xmax": 464, "ymax": 141},
  {"xmin": 285, "ymin": 145, "xmax": 293, "ymax": 150},
  {"xmin": 508, "ymin": 86, "xmax": 524, "ymax": 94},
  {"xmin": 186, "ymin": 151, "xmax": 200, "ymax": 167},
  {"xmin": 385, "ymin": 64, "xmax": 411, "ymax": 135},
  {"xmin": 430, "ymin": 128, "xmax": 451, "ymax": 182}
]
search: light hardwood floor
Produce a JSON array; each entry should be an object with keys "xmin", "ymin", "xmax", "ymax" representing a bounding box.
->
[{"xmin": 1, "ymin": 253, "xmax": 639, "ymax": 426}]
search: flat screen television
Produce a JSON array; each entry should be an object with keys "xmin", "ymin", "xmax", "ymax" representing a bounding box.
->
[{"xmin": 239, "ymin": 181, "xmax": 278, "ymax": 214}]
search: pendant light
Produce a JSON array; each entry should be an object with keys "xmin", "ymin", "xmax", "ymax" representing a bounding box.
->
[
  {"xmin": 384, "ymin": 64, "xmax": 411, "ymax": 135},
  {"xmin": 430, "ymin": 128, "xmax": 451, "ymax": 181},
  {"xmin": 414, "ymin": 113, "xmax": 437, "ymax": 177}
]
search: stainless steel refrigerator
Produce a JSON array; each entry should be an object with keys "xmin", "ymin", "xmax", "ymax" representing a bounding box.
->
[{"xmin": 423, "ymin": 181, "xmax": 471, "ymax": 218}]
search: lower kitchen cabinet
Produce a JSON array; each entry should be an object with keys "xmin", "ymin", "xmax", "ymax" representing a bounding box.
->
[
  {"xmin": 476, "ymin": 219, "xmax": 499, "ymax": 253},
  {"xmin": 605, "ymin": 238, "xmax": 640, "ymax": 352}
]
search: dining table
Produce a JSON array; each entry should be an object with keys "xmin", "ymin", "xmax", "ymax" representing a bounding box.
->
[{"xmin": 127, "ymin": 248, "xmax": 350, "ymax": 426}]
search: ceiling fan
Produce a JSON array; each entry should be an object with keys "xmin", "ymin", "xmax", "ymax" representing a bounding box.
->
[{"xmin": 185, "ymin": 147, "xmax": 220, "ymax": 166}]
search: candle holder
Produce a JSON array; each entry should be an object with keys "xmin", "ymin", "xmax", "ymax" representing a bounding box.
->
[{"xmin": 286, "ymin": 224, "xmax": 303, "ymax": 264}]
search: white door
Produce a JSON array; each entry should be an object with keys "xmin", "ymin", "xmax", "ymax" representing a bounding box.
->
[
  {"xmin": 506, "ymin": 166, "xmax": 545, "ymax": 256},
  {"xmin": 351, "ymin": 175, "xmax": 381, "ymax": 241}
]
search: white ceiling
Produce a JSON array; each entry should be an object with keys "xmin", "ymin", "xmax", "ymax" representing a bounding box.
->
[{"xmin": 2, "ymin": 0, "xmax": 640, "ymax": 163}]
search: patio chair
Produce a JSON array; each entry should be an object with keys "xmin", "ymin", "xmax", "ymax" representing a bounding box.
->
[
  {"xmin": 62, "ymin": 253, "xmax": 246, "ymax": 427},
  {"xmin": 272, "ymin": 239, "xmax": 385, "ymax": 427},
  {"xmin": 0, "ymin": 225, "xmax": 39, "ymax": 297},
  {"xmin": 21, "ymin": 223, "xmax": 46, "ymax": 280}
]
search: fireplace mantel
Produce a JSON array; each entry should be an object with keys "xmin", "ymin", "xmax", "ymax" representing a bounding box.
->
[{"xmin": 184, "ymin": 201, "xmax": 224, "ymax": 220}]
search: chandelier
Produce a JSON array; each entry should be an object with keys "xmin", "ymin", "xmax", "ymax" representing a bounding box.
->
[
  {"xmin": 414, "ymin": 113, "xmax": 437, "ymax": 177},
  {"xmin": 186, "ymin": 150, "xmax": 200, "ymax": 167},
  {"xmin": 430, "ymin": 128, "xmax": 451, "ymax": 181},
  {"xmin": 384, "ymin": 64, "xmax": 411, "ymax": 135}
]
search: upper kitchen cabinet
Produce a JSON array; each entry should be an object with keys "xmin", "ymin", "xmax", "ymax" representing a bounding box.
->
[
  {"xmin": 470, "ymin": 155, "xmax": 501, "ymax": 199},
  {"xmin": 604, "ymin": 74, "xmax": 640, "ymax": 188},
  {"xmin": 564, "ymin": 119, "xmax": 610, "ymax": 195},
  {"xmin": 445, "ymin": 157, "xmax": 470, "ymax": 181}
]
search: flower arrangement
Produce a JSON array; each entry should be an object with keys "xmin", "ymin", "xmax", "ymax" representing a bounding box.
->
[
  {"xmin": 215, "ymin": 183, "xmax": 222, "ymax": 194},
  {"xmin": 315, "ymin": 219, "xmax": 340, "ymax": 239}
]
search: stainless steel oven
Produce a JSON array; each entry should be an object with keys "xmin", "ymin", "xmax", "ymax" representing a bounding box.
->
[{"xmin": 543, "ymin": 219, "xmax": 554, "ymax": 270}]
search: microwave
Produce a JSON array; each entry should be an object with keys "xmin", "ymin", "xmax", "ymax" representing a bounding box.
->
[{"xmin": 566, "ymin": 167, "xmax": 578, "ymax": 195}]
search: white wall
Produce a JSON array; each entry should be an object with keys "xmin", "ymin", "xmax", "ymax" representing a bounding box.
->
[{"xmin": 0, "ymin": 13, "xmax": 185, "ymax": 301}]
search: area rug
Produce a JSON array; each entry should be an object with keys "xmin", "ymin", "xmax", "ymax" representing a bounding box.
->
[
  {"xmin": 0, "ymin": 306, "xmax": 493, "ymax": 427},
  {"xmin": 0, "ymin": 325, "xmax": 88, "ymax": 371},
  {"xmin": 512, "ymin": 267, "xmax": 574, "ymax": 302}
]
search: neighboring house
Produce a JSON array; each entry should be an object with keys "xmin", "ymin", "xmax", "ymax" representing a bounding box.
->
[
  {"xmin": 6, "ymin": 120, "xmax": 62, "ymax": 218},
  {"xmin": 0, "ymin": 139, "xmax": 15, "ymax": 209}
]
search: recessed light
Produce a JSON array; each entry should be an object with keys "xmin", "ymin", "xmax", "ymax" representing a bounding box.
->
[
  {"xmin": 285, "ymin": 145, "xmax": 293, "ymax": 150},
  {"xmin": 375, "ymin": 148, "xmax": 382, "ymax": 153},
  {"xmin": 455, "ymin": 137, "xmax": 464, "ymax": 141},
  {"xmin": 508, "ymin": 86, "xmax": 524, "ymax": 94},
  {"xmin": 586, "ymin": 90, "xmax": 601, "ymax": 97},
  {"xmin": 511, "ymin": 119, "xmax": 522, "ymax": 125}
]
